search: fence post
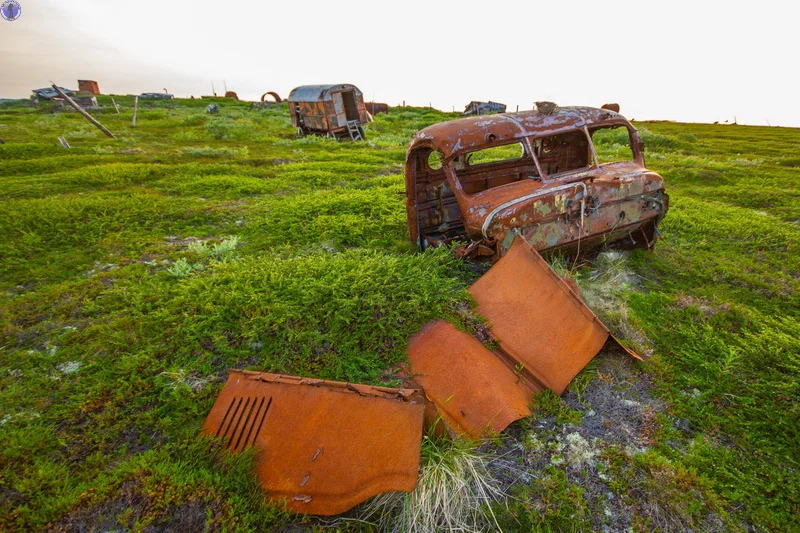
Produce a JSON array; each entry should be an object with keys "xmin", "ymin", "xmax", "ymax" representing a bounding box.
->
[{"xmin": 132, "ymin": 96, "xmax": 139, "ymax": 127}]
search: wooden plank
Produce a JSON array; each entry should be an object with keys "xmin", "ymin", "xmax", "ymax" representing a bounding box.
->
[{"xmin": 51, "ymin": 84, "xmax": 116, "ymax": 139}]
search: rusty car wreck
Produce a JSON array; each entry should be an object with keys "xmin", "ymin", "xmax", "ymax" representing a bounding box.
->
[{"xmin": 405, "ymin": 104, "xmax": 669, "ymax": 260}]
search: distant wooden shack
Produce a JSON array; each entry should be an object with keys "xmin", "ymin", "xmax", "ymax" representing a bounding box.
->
[
  {"xmin": 287, "ymin": 84, "xmax": 369, "ymax": 140},
  {"xmin": 78, "ymin": 80, "xmax": 100, "ymax": 95}
]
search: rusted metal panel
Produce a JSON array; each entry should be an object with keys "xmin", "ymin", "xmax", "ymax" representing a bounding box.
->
[
  {"xmin": 407, "ymin": 236, "xmax": 621, "ymax": 439},
  {"xmin": 404, "ymin": 106, "xmax": 668, "ymax": 258},
  {"xmin": 468, "ymin": 236, "xmax": 610, "ymax": 394},
  {"xmin": 203, "ymin": 370, "xmax": 424, "ymax": 515},
  {"xmin": 407, "ymin": 321, "xmax": 532, "ymax": 439},
  {"xmin": 287, "ymin": 84, "xmax": 368, "ymax": 139}
]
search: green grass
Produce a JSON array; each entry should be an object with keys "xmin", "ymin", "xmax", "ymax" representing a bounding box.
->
[{"xmin": 0, "ymin": 98, "xmax": 798, "ymax": 531}]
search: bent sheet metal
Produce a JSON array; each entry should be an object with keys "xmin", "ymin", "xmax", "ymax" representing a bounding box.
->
[
  {"xmin": 408, "ymin": 236, "xmax": 634, "ymax": 439},
  {"xmin": 202, "ymin": 370, "xmax": 424, "ymax": 515}
]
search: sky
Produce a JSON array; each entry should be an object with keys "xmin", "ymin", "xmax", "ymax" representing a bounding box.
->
[{"xmin": 1, "ymin": 0, "xmax": 798, "ymax": 126}]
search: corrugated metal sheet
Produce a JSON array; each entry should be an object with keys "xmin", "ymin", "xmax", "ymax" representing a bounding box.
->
[{"xmin": 32, "ymin": 87, "xmax": 75, "ymax": 100}]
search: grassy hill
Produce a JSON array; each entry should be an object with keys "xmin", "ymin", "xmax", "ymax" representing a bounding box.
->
[{"xmin": 0, "ymin": 97, "xmax": 797, "ymax": 531}]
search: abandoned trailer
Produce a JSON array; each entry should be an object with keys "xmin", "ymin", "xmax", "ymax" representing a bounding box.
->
[
  {"xmin": 405, "ymin": 104, "xmax": 669, "ymax": 260},
  {"xmin": 287, "ymin": 84, "xmax": 369, "ymax": 140}
]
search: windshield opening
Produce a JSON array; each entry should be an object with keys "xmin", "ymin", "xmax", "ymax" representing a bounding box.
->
[{"xmin": 590, "ymin": 125, "xmax": 635, "ymax": 164}]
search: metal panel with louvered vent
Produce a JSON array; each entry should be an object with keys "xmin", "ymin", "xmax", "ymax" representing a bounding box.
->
[{"xmin": 203, "ymin": 370, "xmax": 424, "ymax": 516}]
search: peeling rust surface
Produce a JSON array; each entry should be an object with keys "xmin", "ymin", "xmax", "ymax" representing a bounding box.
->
[
  {"xmin": 408, "ymin": 236, "xmax": 619, "ymax": 439},
  {"xmin": 405, "ymin": 106, "xmax": 668, "ymax": 258},
  {"xmin": 407, "ymin": 321, "xmax": 532, "ymax": 439},
  {"xmin": 203, "ymin": 370, "xmax": 423, "ymax": 515},
  {"xmin": 469, "ymin": 237, "xmax": 611, "ymax": 395}
]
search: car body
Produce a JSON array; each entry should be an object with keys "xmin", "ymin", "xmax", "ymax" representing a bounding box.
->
[{"xmin": 404, "ymin": 105, "xmax": 669, "ymax": 259}]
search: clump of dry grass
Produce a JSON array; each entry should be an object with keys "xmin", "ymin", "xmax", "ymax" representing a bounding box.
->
[
  {"xmin": 577, "ymin": 251, "xmax": 652, "ymax": 355},
  {"xmin": 356, "ymin": 436, "xmax": 507, "ymax": 532}
]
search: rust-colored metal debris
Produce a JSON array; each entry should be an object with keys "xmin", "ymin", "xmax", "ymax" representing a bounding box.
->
[
  {"xmin": 408, "ymin": 236, "xmax": 627, "ymax": 438},
  {"xmin": 287, "ymin": 84, "xmax": 369, "ymax": 140},
  {"xmin": 202, "ymin": 370, "xmax": 424, "ymax": 515},
  {"xmin": 407, "ymin": 321, "xmax": 532, "ymax": 439},
  {"xmin": 405, "ymin": 105, "xmax": 668, "ymax": 260},
  {"xmin": 261, "ymin": 91, "xmax": 282, "ymax": 103},
  {"xmin": 469, "ymin": 236, "xmax": 610, "ymax": 394}
]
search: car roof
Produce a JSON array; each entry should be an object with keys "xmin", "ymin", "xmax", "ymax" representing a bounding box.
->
[{"xmin": 408, "ymin": 106, "xmax": 630, "ymax": 160}]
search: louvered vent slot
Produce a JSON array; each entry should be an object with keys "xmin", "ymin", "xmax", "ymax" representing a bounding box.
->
[{"xmin": 215, "ymin": 396, "xmax": 272, "ymax": 452}]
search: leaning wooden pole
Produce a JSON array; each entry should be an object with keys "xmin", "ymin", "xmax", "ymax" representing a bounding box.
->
[{"xmin": 51, "ymin": 84, "xmax": 116, "ymax": 139}]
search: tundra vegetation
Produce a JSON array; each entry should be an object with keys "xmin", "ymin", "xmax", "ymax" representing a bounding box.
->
[{"xmin": 0, "ymin": 96, "xmax": 797, "ymax": 532}]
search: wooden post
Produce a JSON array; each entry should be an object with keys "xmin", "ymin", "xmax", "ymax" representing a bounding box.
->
[
  {"xmin": 51, "ymin": 84, "xmax": 116, "ymax": 139},
  {"xmin": 111, "ymin": 97, "xmax": 120, "ymax": 114},
  {"xmin": 516, "ymin": 104, "xmax": 519, "ymax": 112},
  {"xmin": 132, "ymin": 96, "xmax": 138, "ymax": 127}
]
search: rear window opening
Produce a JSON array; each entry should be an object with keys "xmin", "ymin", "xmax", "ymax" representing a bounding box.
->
[{"xmin": 591, "ymin": 125, "xmax": 635, "ymax": 164}]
